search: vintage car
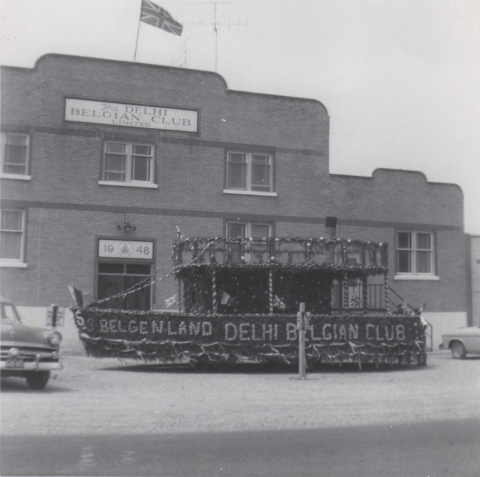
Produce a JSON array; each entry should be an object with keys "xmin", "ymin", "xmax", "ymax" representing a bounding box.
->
[
  {"xmin": 1, "ymin": 296, "xmax": 63, "ymax": 389},
  {"xmin": 441, "ymin": 325, "xmax": 480, "ymax": 359}
]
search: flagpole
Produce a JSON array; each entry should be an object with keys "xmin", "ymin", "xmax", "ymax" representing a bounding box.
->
[{"xmin": 133, "ymin": 0, "xmax": 143, "ymax": 61}]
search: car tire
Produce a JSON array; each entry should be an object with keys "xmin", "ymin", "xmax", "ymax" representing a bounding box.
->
[
  {"xmin": 450, "ymin": 341, "xmax": 467, "ymax": 360},
  {"xmin": 25, "ymin": 371, "xmax": 51, "ymax": 390}
]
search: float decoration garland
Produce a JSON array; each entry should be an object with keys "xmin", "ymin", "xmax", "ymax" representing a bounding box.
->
[{"xmin": 73, "ymin": 309, "xmax": 426, "ymax": 367}]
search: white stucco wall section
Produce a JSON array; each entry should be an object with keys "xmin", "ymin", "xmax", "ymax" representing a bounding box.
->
[{"xmin": 422, "ymin": 312, "xmax": 467, "ymax": 350}]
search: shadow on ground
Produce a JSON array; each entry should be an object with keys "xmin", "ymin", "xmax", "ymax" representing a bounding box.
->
[
  {"xmin": 0, "ymin": 376, "xmax": 72, "ymax": 393},
  {"xmin": 98, "ymin": 361, "xmax": 427, "ymax": 375}
]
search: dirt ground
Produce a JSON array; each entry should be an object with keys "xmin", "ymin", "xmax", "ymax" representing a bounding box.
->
[{"xmin": 1, "ymin": 351, "xmax": 479, "ymax": 436}]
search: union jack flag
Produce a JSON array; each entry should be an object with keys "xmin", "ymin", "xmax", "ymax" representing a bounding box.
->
[
  {"xmin": 273, "ymin": 295, "xmax": 286, "ymax": 310},
  {"xmin": 165, "ymin": 294, "xmax": 177, "ymax": 308},
  {"xmin": 140, "ymin": 0, "xmax": 183, "ymax": 36}
]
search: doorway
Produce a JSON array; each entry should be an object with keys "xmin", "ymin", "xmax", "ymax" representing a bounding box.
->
[{"xmin": 97, "ymin": 262, "xmax": 152, "ymax": 310}]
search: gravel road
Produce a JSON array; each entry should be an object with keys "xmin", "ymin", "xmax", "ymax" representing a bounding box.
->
[{"xmin": 1, "ymin": 351, "xmax": 479, "ymax": 436}]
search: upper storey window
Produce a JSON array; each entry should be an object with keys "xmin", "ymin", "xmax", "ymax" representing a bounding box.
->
[
  {"xmin": 227, "ymin": 221, "xmax": 271, "ymax": 239},
  {"xmin": 395, "ymin": 231, "xmax": 437, "ymax": 280},
  {"xmin": 0, "ymin": 209, "xmax": 26, "ymax": 267},
  {"xmin": 225, "ymin": 152, "xmax": 276, "ymax": 196},
  {"xmin": 100, "ymin": 141, "xmax": 157, "ymax": 188},
  {"xmin": 1, "ymin": 133, "xmax": 30, "ymax": 179}
]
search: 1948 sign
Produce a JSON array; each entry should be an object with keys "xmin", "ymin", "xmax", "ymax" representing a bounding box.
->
[{"xmin": 99, "ymin": 240, "xmax": 153, "ymax": 260}]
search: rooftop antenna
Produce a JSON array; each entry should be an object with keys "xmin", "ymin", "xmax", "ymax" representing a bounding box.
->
[
  {"xmin": 171, "ymin": 36, "xmax": 193, "ymax": 67},
  {"xmin": 188, "ymin": 1, "xmax": 248, "ymax": 71}
]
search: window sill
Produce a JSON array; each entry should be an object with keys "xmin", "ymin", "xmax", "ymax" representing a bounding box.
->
[
  {"xmin": 0, "ymin": 261, "xmax": 27, "ymax": 268},
  {"xmin": 98, "ymin": 181, "xmax": 158, "ymax": 189},
  {"xmin": 394, "ymin": 275, "xmax": 439, "ymax": 281},
  {"xmin": 223, "ymin": 189, "xmax": 277, "ymax": 197},
  {"xmin": 1, "ymin": 174, "xmax": 31, "ymax": 181}
]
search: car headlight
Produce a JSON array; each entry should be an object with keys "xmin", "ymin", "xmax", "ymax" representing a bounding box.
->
[
  {"xmin": 48, "ymin": 331, "xmax": 62, "ymax": 346},
  {"xmin": 8, "ymin": 347, "xmax": 20, "ymax": 358}
]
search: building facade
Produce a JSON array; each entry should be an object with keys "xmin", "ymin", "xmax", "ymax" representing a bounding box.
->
[{"xmin": 0, "ymin": 54, "xmax": 468, "ymax": 350}]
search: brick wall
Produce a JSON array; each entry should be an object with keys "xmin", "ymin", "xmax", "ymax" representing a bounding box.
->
[{"xmin": 0, "ymin": 54, "xmax": 467, "ymax": 316}]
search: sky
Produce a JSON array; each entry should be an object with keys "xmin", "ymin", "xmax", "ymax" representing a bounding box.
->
[{"xmin": 1, "ymin": 0, "xmax": 479, "ymax": 233}]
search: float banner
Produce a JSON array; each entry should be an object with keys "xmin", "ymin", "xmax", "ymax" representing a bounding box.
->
[
  {"xmin": 65, "ymin": 98, "xmax": 198, "ymax": 132},
  {"xmin": 74, "ymin": 311, "xmax": 422, "ymax": 345}
]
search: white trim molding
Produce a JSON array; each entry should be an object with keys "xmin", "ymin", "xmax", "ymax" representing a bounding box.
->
[
  {"xmin": 0, "ymin": 261, "xmax": 28, "ymax": 268},
  {"xmin": 223, "ymin": 189, "xmax": 277, "ymax": 197},
  {"xmin": 98, "ymin": 181, "xmax": 158, "ymax": 189},
  {"xmin": 0, "ymin": 174, "xmax": 32, "ymax": 181}
]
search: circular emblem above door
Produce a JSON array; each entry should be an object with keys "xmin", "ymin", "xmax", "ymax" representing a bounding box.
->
[{"xmin": 118, "ymin": 242, "xmax": 133, "ymax": 257}]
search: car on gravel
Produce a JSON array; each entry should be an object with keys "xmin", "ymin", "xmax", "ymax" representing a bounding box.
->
[
  {"xmin": 1, "ymin": 296, "xmax": 63, "ymax": 389},
  {"xmin": 441, "ymin": 325, "xmax": 480, "ymax": 359}
]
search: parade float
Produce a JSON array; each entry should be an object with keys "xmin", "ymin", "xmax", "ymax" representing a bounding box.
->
[{"xmin": 72, "ymin": 234, "xmax": 427, "ymax": 368}]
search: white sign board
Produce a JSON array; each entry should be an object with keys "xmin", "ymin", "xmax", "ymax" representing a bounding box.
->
[
  {"xmin": 99, "ymin": 240, "xmax": 154, "ymax": 260},
  {"xmin": 65, "ymin": 98, "xmax": 198, "ymax": 132}
]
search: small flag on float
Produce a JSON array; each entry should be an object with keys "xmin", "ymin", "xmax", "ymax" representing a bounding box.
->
[
  {"xmin": 221, "ymin": 292, "xmax": 236, "ymax": 306},
  {"xmin": 165, "ymin": 294, "xmax": 177, "ymax": 308},
  {"xmin": 67, "ymin": 285, "xmax": 84, "ymax": 306},
  {"xmin": 140, "ymin": 0, "xmax": 183, "ymax": 36},
  {"xmin": 273, "ymin": 295, "xmax": 286, "ymax": 310}
]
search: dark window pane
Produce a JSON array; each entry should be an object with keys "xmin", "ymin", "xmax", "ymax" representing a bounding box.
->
[
  {"xmin": 228, "ymin": 154, "xmax": 246, "ymax": 189},
  {"xmin": 252, "ymin": 160, "xmax": 270, "ymax": 190},
  {"xmin": 4, "ymin": 163, "xmax": 26, "ymax": 174},
  {"xmin": 104, "ymin": 154, "xmax": 126, "ymax": 181},
  {"xmin": 132, "ymin": 144, "xmax": 152, "ymax": 156},
  {"xmin": 397, "ymin": 232, "xmax": 411, "ymax": 249},
  {"xmin": 126, "ymin": 264, "xmax": 151, "ymax": 275},
  {"xmin": 417, "ymin": 233, "xmax": 431, "ymax": 250},
  {"xmin": 97, "ymin": 275, "xmax": 125, "ymax": 310},
  {"xmin": 1, "ymin": 210, "xmax": 22, "ymax": 230},
  {"xmin": 97, "ymin": 274, "xmax": 150, "ymax": 311},
  {"xmin": 250, "ymin": 224, "xmax": 269, "ymax": 238},
  {"xmin": 229, "ymin": 153, "xmax": 246, "ymax": 163},
  {"xmin": 5, "ymin": 135, "xmax": 27, "ymax": 147},
  {"xmin": 131, "ymin": 156, "xmax": 150, "ymax": 181},
  {"xmin": 106, "ymin": 143, "xmax": 126, "ymax": 154},
  {"xmin": 123, "ymin": 275, "xmax": 151, "ymax": 310},
  {"xmin": 228, "ymin": 223, "xmax": 245, "ymax": 238},
  {"xmin": 98, "ymin": 263, "xmax": 124, "ymax": 274},
  {"xmin": 105, "ymin": 155, "xmax": 126, "ymax": 171},
  {"xmin": 4, "ymin": 135, "xmax": 27, "ymax": 174},
  {"xmin": 252, "ymin": 154, "xmax": 269, "ymax": 164},
  {"xmin": 416, "ymin": 251, "xmax": 431, "ymax": 273},
  {"xmin": 398, "ymin": 250, "xmax": 411, "ymax": 273},
  {"xmin": 0, "ymin": 231, "xmax": 21, "ymax": 259},
  {"xmin": 5, "ymin": 144, "xmax": 26, "ymax": 163}
]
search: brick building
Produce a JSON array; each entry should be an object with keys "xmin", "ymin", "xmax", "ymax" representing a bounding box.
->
[{"xmin": 0, "ymin": 54, "xmax": 468, "ymax": 350}]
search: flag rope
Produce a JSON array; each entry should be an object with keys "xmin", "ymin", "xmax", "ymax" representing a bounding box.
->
[{"xmin": 86, "ymin": 239, "xmax": 214, "ymax": 308}]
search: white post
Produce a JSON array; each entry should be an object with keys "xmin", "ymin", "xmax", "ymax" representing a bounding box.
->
[{"xmin": 298, "ymin": 302, "xmax": 306, "ymax": 379}]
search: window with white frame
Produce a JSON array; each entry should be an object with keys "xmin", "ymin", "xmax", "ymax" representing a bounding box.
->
[
  {"xmin": 102, "ymin": 141, "xmax": 155, "ymax": 185},
  {"xmin": 0, "ymin": 209, "xmax": 26, "ymax": 263},
  {"xmin": 1, "ymin": 133, "xmax": 30, "ymax": 176},
  {"xmin": 396, "ymin": 231, "xmax": 435, "ymax": 275},
  {"xmin": 227, "ymin": 221, "xmax": 271, "ymax": 239},
  {"xmin": 226, "ymin": 152, "xmax": 273, "ymax": 193}
]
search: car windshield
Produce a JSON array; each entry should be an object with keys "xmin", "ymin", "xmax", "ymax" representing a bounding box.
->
[{"xmin": 1, "ymin": 302, "xmax": 22, "ymax": 324}]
